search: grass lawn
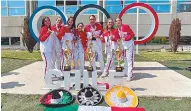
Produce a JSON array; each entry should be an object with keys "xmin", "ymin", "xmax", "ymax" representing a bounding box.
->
[
  {"xmin": 1, "ymin": 94, "xmax": 191, "ymax": 111},
  {"xmin": 1, "ymin": 58, "xmax": 36, "ymax": 75},
  {"xmin": 1, "ymin": 50, "xmax": 42, "ymax": 61}
]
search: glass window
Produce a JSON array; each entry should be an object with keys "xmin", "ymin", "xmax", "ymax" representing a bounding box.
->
[
  {"xmin": 66, "ymin": 6, "xmax": 77, "ymax": 14},
  {"xmin": 42, "ymin": 10, "xmax": 56, "ymax": 16},
  {"xmin": 135, "ymin": 4, "xmax": 170, "ymax": 13},
  {"xmin": 1, "ymin": 0, "xmax": 7, "ymax": 7},
  {"xmin": 81, "ymin": 0, "xmax": 97, "ymax": 5},
  {"xmin": 106, "ymin": 1, "xmax": 121, "ymax": 5},
  {"xmin": 150, "ymin": 4, "xmax": 170, "ymax": 13},
  {"xmin": 37, "ymin": 1, "xmax": 55, "ymax": 7},
  {"xmin": 56, "ymin": 6, "xmax": 64, "ymax": 15},
  {"xmin": 124, "ymin": 0, "xmax": 137, "ymax": 4},
  {"xmin": 9, "ymin": 8, "xmax": 25, "ymax": 16},
  {"xmin": 1, "ymin": 8, "xmax": 7, "ymax": 16},
  {"xmin": 106, "ymin": 6, "xmax": 122, "ymax": 14},
  {"xmin": 177, "ymin": 4, "xmax": 191, "ymax": 12},
  {"xmin": 177, "ymin": 0, "xmax": 191, "ymax": 12},
  {"xmin": 8, "ymin": 1, "xmax": 25, "ymax": 7},
  {"xmin": 139, "ymin": 0, "xmax": 170, "ymax": 3},
  {"xmin": 82, "ymin": 9, "xmax": 97, "ymax": 14}
]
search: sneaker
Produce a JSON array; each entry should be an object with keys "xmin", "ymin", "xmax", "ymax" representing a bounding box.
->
[
  {"xmin": 126, "ymin": 75, "xmax": 134, "ymax": 82},
  {"xmin": 100, "ymin": 72, "xmax": 108, "ymax": 78}
]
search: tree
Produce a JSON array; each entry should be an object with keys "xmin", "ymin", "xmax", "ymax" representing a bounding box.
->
[
  {"xmin": 20, "ymin": 17, "xmax": 37, "ymax": 53},
  {"xmin": 169, "ymin": 18, "xmax": 181, "ymax": 53}
]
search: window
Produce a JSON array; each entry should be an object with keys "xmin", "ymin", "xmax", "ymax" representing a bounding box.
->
[
  {"xmin": 37, "ymin": 1, "xmax": 56, "ymax": 15},
  {"xmin": 37, "ymin": 1, "xmax": 55, "ymax": 7},
  {"xmin": 177, "ymin": 1, "xmax": 191, "ymax": 12},
  {"xmin": 81, "ymin": 0, "xmax": 97, "ymax": 5},
  {"xmin": 1, "ymin": 8, "xmax": 7, "ymax": 16},
  {"xmin": 105, "ymin": 0, "xmax": 123, "ymax": 14},
  {"xmin": 1, "ymin": 0, "xmax": 26, "ymax": 16},
  {"xmin": 80, "ymin": 0, "xmax": 98, "ymax": 14},
  {"xmin": 66, "ymin": 5, "xmax": 78, "ymax": 14}
]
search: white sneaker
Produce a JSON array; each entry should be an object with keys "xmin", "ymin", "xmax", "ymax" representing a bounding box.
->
[{"xmin": 100, "ymin": 72, "xmax": 108, "ymax": 78}]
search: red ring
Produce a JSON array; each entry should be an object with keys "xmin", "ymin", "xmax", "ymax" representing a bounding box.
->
[{"xmin": 119, "ymin": 3, "xmax": 159, "ymax": 45}]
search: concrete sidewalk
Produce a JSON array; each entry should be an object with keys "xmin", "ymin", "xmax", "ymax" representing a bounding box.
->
[{"xmin": 1, "ymin": 61, "xmax": 191, "ymax": 97}]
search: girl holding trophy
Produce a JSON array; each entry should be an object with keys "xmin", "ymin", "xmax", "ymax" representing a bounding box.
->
[
  {"xmin": 115, "ymin": 17, "xmax": 135, "ymax": 81},
  {"xmin": 74, "ymin": 22, "xmax": 87, "ymax": 74},
  {"xmin": 61, "ymin": 16, "xmax": 76, "ymax": 71},
  {"xmin": 84, "ymin": 15, "xmax": 104, "ymax": 72},
  {"xmin": 100, "ymin": 18, "xmax": 120, "ymax": 78}
]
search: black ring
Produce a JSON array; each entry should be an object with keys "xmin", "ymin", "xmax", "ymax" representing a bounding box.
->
[{"xmin": 73, "ymin": 4, "xmax": 111, "ymax": 27}]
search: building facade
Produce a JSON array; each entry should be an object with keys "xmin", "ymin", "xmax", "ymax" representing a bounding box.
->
[{"xmin": 1, "ymin": 0, "xmax": 191, "ymax": 49}]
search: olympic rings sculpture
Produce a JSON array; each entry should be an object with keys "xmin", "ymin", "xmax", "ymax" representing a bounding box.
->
[{"xmin": 29, "ymin": 3, "xmax": 159, "ymax": 44}]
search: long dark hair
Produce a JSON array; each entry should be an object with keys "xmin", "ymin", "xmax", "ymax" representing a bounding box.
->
[
  {"xmin": 106, "ymin": 18, "xmax": 114, "ymax": 31},
  {"xmin": 41, "ymin": 17, "xmax": 51, "ymax": 29},
  {"xmin": 77, "ymin": 22, "xmax": 84, "ymax": 28},
  {"xmin": 67, "ymin": 16, "xmax": 75, "ymax": 29}
]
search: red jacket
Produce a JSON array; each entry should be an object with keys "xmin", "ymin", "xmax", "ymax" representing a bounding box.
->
[
  {"xmin": 76, "ymin": 30, "xmax": 88, "ymax": 51},
  {"xmin": 39, "ymin": 26, "xmax": 51, "ymax": 42},
  {"xmin": 102, "ymin": 29, "xmax": 120, "ymax": 42},
  {"xmin": 51, "ymin": 25, "xmax": 65, "ymax": 40},
  {"xmin": 118, "ymin": 24, "xmax": 134, "ymax": 41},
  {"xmin": 84, "ymin": 23, "xmax": 103, "ymax": 41}
]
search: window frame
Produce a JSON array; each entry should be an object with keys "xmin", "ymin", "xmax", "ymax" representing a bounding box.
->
[{"xmin": 1, "ymin": 0, "xmax": 26, "ymax": 16}]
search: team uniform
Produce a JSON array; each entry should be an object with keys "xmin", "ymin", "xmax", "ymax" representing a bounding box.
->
[
  {"xmin": 117, "ymin": 24, "xmax": 135, "ymax": 79},
  {"xmin": 84, "ymin": 23, "xmax": 104, "ymax": 72},
  {"xmin": 101, "ymin": 29, "xmax": 120, "ymax": 76},
  {"xmin": 61, "ymin": 26, "xmax": 76, "ymax": 70},
  {"xmin": 39, "ymin": 26, "xmax": 61, "ymax": 76},
  {"xmin": 74, "ymin": 30, "xmax": 87, "ymax": 74},
  {"xmin": 51, "ymin": 24, "xmax": 65, "ymax": 70}
]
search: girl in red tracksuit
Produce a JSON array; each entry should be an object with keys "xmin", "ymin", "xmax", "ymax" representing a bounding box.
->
[
  {"xmin": 51, "ymin": 17, "xmax": 65, "ymax": 70},
  {"xmin": 100, "ymin": 18, "xmax": 120, "ymax": 78},
  {"xmin": 74, "ymin": 22, "xmax": 87, "ymax": 74},
  {"xmin": 39, "ymin": 17, "xmax": 61, "ymax": 77}
]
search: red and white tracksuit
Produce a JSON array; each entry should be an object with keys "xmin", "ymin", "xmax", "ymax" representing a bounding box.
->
[
  {"xmin": 61, "ymin": 26, "xmax": 76, "ymax": 70},
  {"xmin": 117, "ymin": 24, "xmax": 135, "ymax": 77},
  {"xmin": 74, "ymin": 30, "xmax": 87, "ymax": 74},
  {"xmin": 84, "ymin": 23, "xmax": 104, "ymax": 72},
  {"xmin": 102, "ymin": 29, "xmax": 120, "ymax": 74},
  {"xmin": 39, "ymin": 26, "xmax": 62, "ymax": 77},
  {"xmin": 51, "ymin": 25, "xmax": 65, "ymax": 70}
]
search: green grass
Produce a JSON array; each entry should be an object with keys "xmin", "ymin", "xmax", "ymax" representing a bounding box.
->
[
  {"xmin": 140, "ymin": 51, "xmax": 191, "ymax": 61},
  {"xmin": 1, "ymin": 50, "xmax": 42, "ymax": 61},
  {"xmin": 1, "ymin": 94, "xmax": 191, "ymax": 111},
  {"xmin": 1, "ymin": 58, "xmax": 36, "ymax": 75},
  {"xmin": 160, "ymin": 60, "xmax": 191, "ymax": 79}
]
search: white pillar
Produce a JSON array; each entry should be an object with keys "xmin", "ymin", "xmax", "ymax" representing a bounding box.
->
[{"xmin": 136, "ymin": 0, "xmax": 139, "ymax": 54}]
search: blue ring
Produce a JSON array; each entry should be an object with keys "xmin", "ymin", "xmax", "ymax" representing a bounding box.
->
[
  {"xmin": 73, "ymin": 4, "xmax": 111, "ymax": 27},
  {"xmin": 29, "ymin": 6, "xmax": 67, "ymax": 42}
]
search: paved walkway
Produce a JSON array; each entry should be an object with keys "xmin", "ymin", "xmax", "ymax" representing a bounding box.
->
[{"xmin": 1, "ymin": 61, "xmax": 191, "ymax": 97}]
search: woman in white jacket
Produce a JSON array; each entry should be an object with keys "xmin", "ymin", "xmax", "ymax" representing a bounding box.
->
[
  {"xmin": 100, "ymin": 18, "xmax": 120, "ymax": 77},
  {"xmin": 39, "ymin": 17, "xmax": 58, "ymax": 77}
]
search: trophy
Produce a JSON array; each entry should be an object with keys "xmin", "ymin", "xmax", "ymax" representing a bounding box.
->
[
  {"xmin": 115, "ymin": 39, "xmax": 123, "ymax": 72},
  {"xmin": 85, "ymin": 42, "xmax": 95, "ymax": 71},
  {"xmin": 63, "ymin": 40, "xmax": 71, "ymax": 71}
]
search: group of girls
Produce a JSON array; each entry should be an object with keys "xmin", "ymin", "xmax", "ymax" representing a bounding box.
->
[{"xmin": 39, "ymin": 15, "xmax": 134, "ymax": 81}]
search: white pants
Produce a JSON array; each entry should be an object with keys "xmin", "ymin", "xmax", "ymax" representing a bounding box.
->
[
  {"xmin": 41, "ymin": 51, "xmax": 61, "ymax": 77},
  {"xmin": 88, "ymin": 41, "xmax": 104, "ymax": 72},
  {"xmin": 123, "ymin": 44, "xmax": 134, "ymax": 77},
  {"xmin": 103, "ymin": 50, "xmax": 115, "ymax": 74}
]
